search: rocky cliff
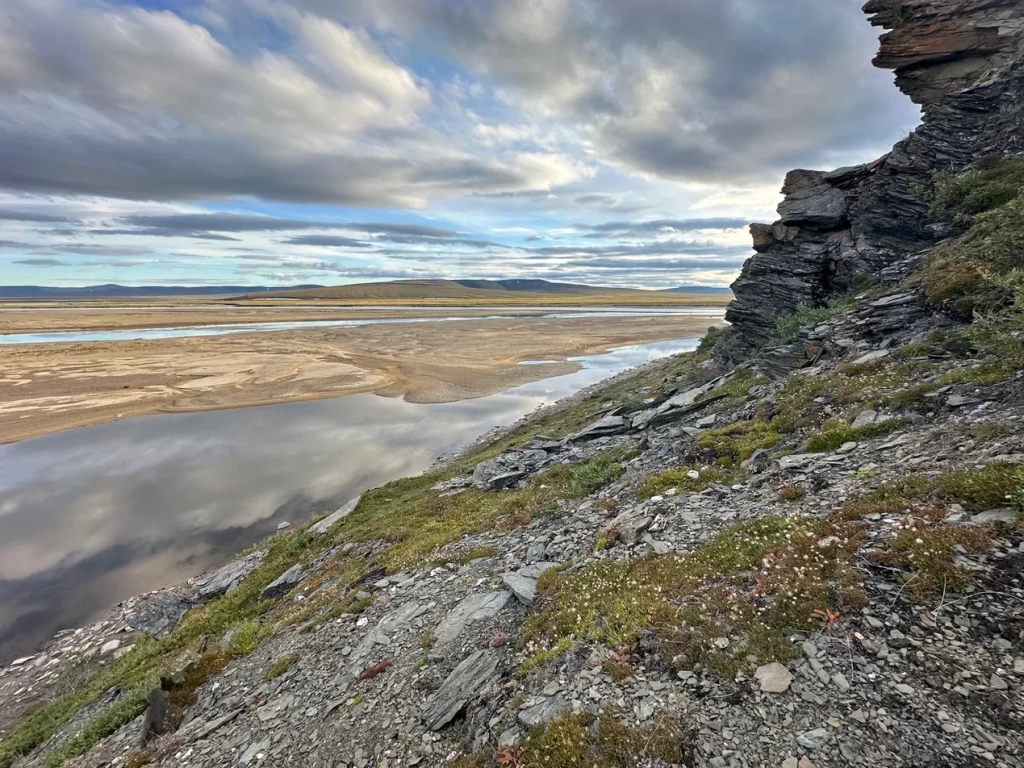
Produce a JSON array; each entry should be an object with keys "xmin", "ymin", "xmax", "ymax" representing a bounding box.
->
[{"xmin": 718, "ymin": 0, "xmax": 1024, "ymax": 365}]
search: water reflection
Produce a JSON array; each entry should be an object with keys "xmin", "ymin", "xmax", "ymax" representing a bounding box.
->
[{"xmin": 0, "ymin": 338, "xmax": 697, "ymax": 662}]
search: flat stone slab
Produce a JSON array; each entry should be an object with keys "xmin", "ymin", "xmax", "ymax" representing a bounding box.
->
[
  {"xmin": 502, "ymin": 562, "xmax": 561, "ymax": 605},
  {"xmin": 258, "ymin": 564, "xmax": 304, "ymax": 601},
  {"xmin": 434, "ymin": 591, "xmax": 512, "ymax": 645},
  {"xmin": 352, "ymin": 602, "xmax": 429, "ymax": 663},
  {"xmin": 754, "ymin": 662, "xmax": 793, "ymax": 693},
  {"xmin": 309, "ymin": 496, "xmax": 361, "ymax": 536},
  {"xmin": 571, "ymin": 412, "xmax": 629, "ymax": 442},
  {"xmin": 971, "ymin": 508, "xmax": 1018, "ymax": 524},
  {"xmin": 778, "ymin": 453, "xmax": 817, "ymax": 470},
  {"xmin": 518, "ymin": 695, "xmax": 570, "ymax": 728},
  {"xmin": 193, "ymin": 550, "xmax": 267, "ymax": 600},
  {"xmin": 423, "ymin": 650, "xmax": 498, "ymax": 731}
]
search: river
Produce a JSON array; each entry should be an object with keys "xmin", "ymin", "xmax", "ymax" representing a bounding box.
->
[{"xmin": 0, "ymin": 337, "xmax": 699, "ymax": 663}]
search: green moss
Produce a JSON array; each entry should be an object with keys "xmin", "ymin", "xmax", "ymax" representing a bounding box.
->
[
  {"xmin": 973, "ymin": 422, "xmax": 1011, "ymax": 441},
  {"xmin": 930, "ymin": 156, "xmax": 1024, "ymax": 220},
  {"xmin": 876, "ymin": 514, "xmax": 993, "ymax": 598},
  {"xmin": 772, "ymin": 297, "xmax": 855, "ymax": 344},
  {"xmin": 518, "ymin": 637, "xmax": 574, "ymax": 675},
  {"xmin": 697, "ymin": 419, "xmax": 782, "ymax": 464},
  {"xmin": 513, "ymin": 711, "xmax": 688, "ymax": 767},
  {"xmin": 264, "ymin": 653, "xmax": 300, "ymax": 682},
  {"xmin": 638, "ymin": 465, "xmax": 739, "ymax": 499},
  {"xmin": 936, "ymin": 462, "xmax": 1023, "ymax": 511},
  {"xmin": 227, "ymin": 620, "xmax": 265, "ymax": 654},
  {"xmin": 806, "ymin": 417, "xmax": 910, "ymax": 453},
  {"xmin": 923, "ymin": 161, "xmax": 1024, "ymax": 316}
]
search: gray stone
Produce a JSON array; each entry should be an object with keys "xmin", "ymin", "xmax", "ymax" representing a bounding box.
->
[
  {"xmin": 518, "ymin": 695, "xmax": 570, "ymax": 728},
  {"xmin": 797, "ymin": 728, "xmax": 833, "ymax": 750},
  {"xmin": 352, "ymin": 603, "xmax": 429, "ymax": 663},
  {"xmin": 309, "ymin": 496, "xmax": 361, "ymax": 536},
  {"xmin": 947, "ymin": 394, "xmax": 981, "ymax": 408},
  {"xmin": 525, "ymin": 541, "xmax": 547, "ymax": 564},
  {"xmin": 895, "ymin": 683, "xmax": 914, "ymax": 695},
  {"xmin": 423, "ymin": 650, "xmax": 499, "ymax": 731},
  {"xmin": 503, "ymin": 562, "xmax": 560, "ymax": 605},
  {"xmin": 832, "ymin": 673, "xmax": 851, "ymax": 693},
  {"xmin": 433, "ymin": 592, "xmax": 512, "ymax": 645},
  {"xmin": 989, "ymin": 674, "xmax": 1008, "ymax": 690},
  {"xmin": 571, "ymin": 412, "xmax": 630, "ymax": 442},
  {"xmin": 851, "ymin": 350, "xmax": 889, "ymax": 366},
  {"xmin": 126, "ymin": 592, "xmax": 195, "ymax": 637},
  {"xmin": 851, "ymin": 409, "xmax": 878, "ymax": 429},
  {"xmin": 779, "ymin": 453, "xmax": 817, "ymax": 469},
  {"xmin": 258, "ymin": 564, "xmax": 305, "ymax": 601},
  {"xmin": 754, "ymin": 662, "xmax": 793, "ymax": 693},
  {"xmin": 971, "ymin": 508, "xmax": 1018, "ymax": 525},
  {"xmin": 193, "ymin": 550, "xmax": 267, "ymax": 600}
]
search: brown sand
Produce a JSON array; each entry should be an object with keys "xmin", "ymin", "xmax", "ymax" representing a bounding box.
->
[{"xmin": 0, "ymin": 314, "xmax": 721, "ymax": 444}]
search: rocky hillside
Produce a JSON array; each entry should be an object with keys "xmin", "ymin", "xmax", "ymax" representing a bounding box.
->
[{"xmin": 2, "ymin": 2, "xmax": 1024, "ymax": 767}]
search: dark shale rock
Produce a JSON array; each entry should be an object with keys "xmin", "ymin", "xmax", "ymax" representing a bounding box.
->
[
  {"xmin": 423, "ymin": 650, "xmax": 499, "ymax": 731},
  {"xmin": 717, "ymin": 0, "xmax": 1024, "ymax": 366}
]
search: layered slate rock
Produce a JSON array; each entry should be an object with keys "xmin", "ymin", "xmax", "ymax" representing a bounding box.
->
[
  {"xmin": 193, "ymin": 549, "xmax": 268, "ymax": 600},
  {"xmin": 433, "ymin": 592, "xmax": 512, "ymax": 646},
  {"xmin": 422, "ymin": 650, "xmax": 499, "ymax": 731},
  {"xmin": 717, "ymin": 0, "xmax": 1024, "ymax": 365},
  {"xmin": 258, "ymin": 564, "xmax": 304, "ymax": 601}
]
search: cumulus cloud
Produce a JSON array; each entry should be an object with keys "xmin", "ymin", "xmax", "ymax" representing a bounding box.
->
[
  {"xmin": 367, "ymin": 0, "xmax": 917, "ymax": 182},
  {"xmin": 0, "ymin": 0, "xmax": 585, "ymax": 206}
]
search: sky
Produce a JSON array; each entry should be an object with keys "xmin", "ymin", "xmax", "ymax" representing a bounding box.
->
[{"xmin": 0, "ymin": 0, "xmax": 920, "ymax": 289}]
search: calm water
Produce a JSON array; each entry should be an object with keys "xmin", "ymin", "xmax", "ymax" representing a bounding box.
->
[
  {"xmin": 0, "ymin": 307, "xmax": 723, "ymax": 345},
  {"xmin": 0, "ymin": 338, "xmax": 698, "ymax": 663}
]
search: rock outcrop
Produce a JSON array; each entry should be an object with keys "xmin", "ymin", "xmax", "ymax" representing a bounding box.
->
[{"xmin": 718, "ymin": 0, "xmax": 1024, "ymax": 365}]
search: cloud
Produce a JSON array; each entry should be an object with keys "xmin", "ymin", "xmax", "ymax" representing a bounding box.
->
[
  {"xmin": 281, "ymin": 235, "xmax": 372, "ymax": 248},
  {"xmin": 0, "ymin": 0, "xmax": 585, "ymax": 207},
  {"xmin": 383, "ymin": 0, "xmax": 918, "ymax": 182},
  {"xmin": 109, "ymin": 214, "xmax": 463, "ymax": 239},
  {"xmin": 13, "ymin": 258, "xmax": 69, "ymax": 266},
  {"xmin": 562, "ymin": 256, "xmax": 750, "ymax": 271},
  {"xmin": 0, "ymin": 209, "xmax": 71, "ymax": 223},
  {"xmin": 526, "ymin": 240, "xmax": 751, "ymax": 258},
  {"xmin": 582, "ymin": 218, "xmax": 749, "ymax": 237}
]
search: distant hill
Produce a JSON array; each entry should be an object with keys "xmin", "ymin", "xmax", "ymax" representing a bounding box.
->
[
  {"xmin": 0, "ymin": 284, "xmax": 323, "ymax": 299},
  {"xmin": 662, "ymin": 286, "xmax": 733, "ymax": 296},
  {"xmin": 251, "ymin": 279, "xmax": 721, "ymax": 302}
]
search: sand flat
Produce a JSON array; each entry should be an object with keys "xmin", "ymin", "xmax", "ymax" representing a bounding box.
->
[{"xmin": 0, "ymin": 314, "xmax": 721, "ymax": 444}]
